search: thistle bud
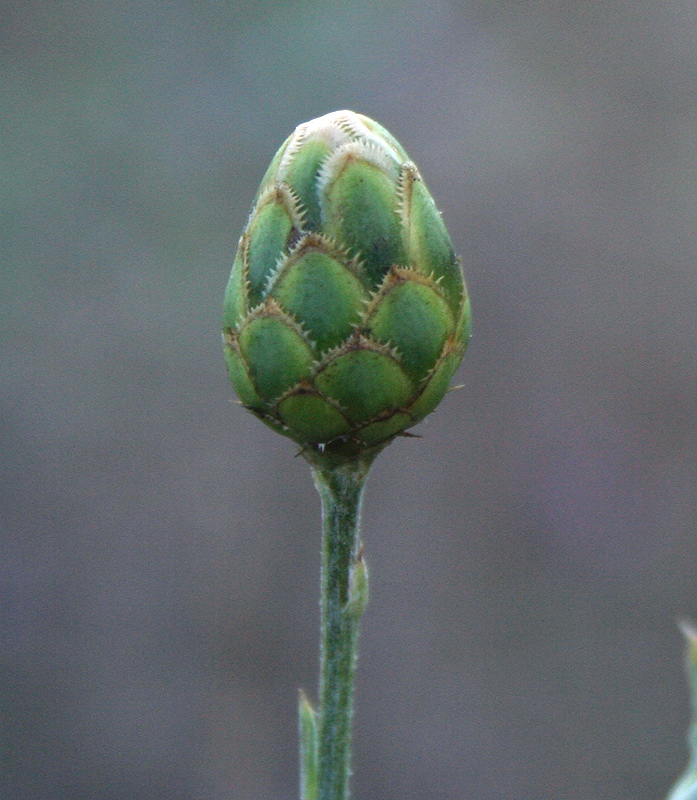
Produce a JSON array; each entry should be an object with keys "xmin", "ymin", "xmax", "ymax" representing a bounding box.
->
[{"xmin": 223, "ymin": 110, "xmax": 470, "ymax": 460}]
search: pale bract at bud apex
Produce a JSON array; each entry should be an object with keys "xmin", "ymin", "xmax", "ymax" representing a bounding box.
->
[{"xmin": 223, "ymin": 110, "xmax": 471, "ymax": 461}]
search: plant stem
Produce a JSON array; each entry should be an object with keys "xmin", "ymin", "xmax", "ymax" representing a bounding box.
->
[{"xmin": 311, "ymin": 458, "xmax": 372, "ymax": 800}]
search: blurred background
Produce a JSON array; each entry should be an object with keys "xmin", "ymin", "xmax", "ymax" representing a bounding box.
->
[{"xmin": 3, "ymin": 1, "xmax": 697, "ymax": 798}]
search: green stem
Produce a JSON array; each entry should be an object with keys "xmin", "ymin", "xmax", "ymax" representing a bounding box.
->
[{"xmin": 311, "ymin": 458, "xmax": 372, "ymax": 800}]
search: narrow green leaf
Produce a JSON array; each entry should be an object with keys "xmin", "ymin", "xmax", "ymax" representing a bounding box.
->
[
  {"xmin": 298, "ymin": 690, "xmax": 318, "ymax": 800},
  {"xmin": 666, "ymin": 622, "xmax": 697, "ymax": 800}
]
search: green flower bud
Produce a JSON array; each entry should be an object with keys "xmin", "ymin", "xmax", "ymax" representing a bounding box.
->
[{"xmin": 223, "ymin": 110, "xmax": 471, "ymax": 461}]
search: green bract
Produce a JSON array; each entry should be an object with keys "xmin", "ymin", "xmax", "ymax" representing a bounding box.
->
[{"xmin": 223, "ymin": 110, "xmax": 471, "ymax": 460}]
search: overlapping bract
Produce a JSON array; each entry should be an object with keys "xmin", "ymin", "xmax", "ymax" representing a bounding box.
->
[{"xmin": 223, "ymin": 110, "xmax": 470, "ymax": 455}]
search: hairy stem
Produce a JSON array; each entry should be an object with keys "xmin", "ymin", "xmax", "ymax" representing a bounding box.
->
[{"xmin": 310, "ymin": 459, "xmax": 372, "ymax": 800}]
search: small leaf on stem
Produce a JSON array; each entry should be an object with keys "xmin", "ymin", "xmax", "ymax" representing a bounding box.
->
[
  {"xmin": 344, "ymin": 546, "xmax": 369, "ymax": 620},
  {"xmin": 299, "ymin": 690, "xmax": 319, "ymax": 800}
]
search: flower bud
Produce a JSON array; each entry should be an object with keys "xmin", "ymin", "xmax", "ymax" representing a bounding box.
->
[{"xmin": 223, "ymin": 110, "xmax": 470, "ymax": 460}]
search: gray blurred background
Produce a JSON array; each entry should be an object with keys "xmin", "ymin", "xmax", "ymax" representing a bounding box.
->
[{"xmin": 3, "ymin": 1, "xmax": 697, "ymax": 798}]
